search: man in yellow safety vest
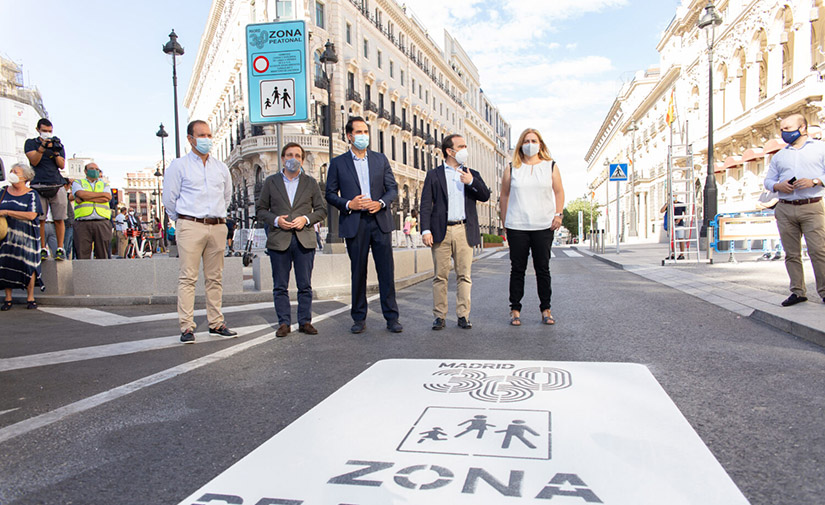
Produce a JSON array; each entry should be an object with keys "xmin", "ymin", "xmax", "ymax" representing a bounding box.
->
[{"xmin": 71, "ymin": 163, "xmax": 112, "ymax": 259}]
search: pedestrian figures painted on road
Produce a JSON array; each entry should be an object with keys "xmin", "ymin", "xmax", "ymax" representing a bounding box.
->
[
  {"xmin": 256, "ymin": 142, "xmax": 327, "ymax": 338},
  {"xmin": 420, "ymin": 133, "xmax": 490, "ymax": 331},
  {"xmin": 500, "ymin": 128, "xmax": 565, "ymax": 327},
  {"xmin": 163, "ymin": 120, "xmax": 237, "ymax": 343},
  {"xmin": 495, "ymin": 419, "xmax": 539, "ymax": 449},
  {"xmin": 325, "ymin": 116, "xmax": 402, "ymax": 334},
  {"xmin": 455, "ymin": 415, "xmax": 495, "ymax": 439},
  {"xmin": 0, "ymin": 163, "xmax": 44, "ymax": 311},
  {"xmin": 763, "ymin": 113, "xmax": 825, "ymax": 307},
  {"xmin": 418, "ymin": 427, "xmax": 448, "ymax": 443}
]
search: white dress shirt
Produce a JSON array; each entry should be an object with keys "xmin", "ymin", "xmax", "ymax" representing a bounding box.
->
[{"xmin": 163, "ymin": 150, "xmax": 232, "ymax": 221}]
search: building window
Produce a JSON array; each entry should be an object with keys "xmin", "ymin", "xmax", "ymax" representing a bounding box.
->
[
  {"xmin": 346, "ymin": 23, "xmax": 352, "ymax": 45},
  {"xmin": 315, "ymin": 1, "xmax": 325, "ymax": 29},
  {"xmin": 389, "ymin": 60, "xmax": 394, "ymax": 78},
  {"xmin": 378, "ymin": 50, "xmax": 382, "ymax": 69},
  {"xmin": 379, "ymin": 131, "xmax": 385, "ymax": 153},
  {"xmin": 402, "ymin": 141, "xmax": 408, "ymax": 165},
  {"xmin": 391, "ymin": 136, "xmax": 396, "ymax": 161},
  {"xmin": 400, "ymin": 69, "xmax": 405, "ymax": 86},
  {"xmin": 363, "ymin": 39, "xmax": 369, "ymax": 58},
  {"xmin": 277, "ymin": 0, "xmax": 294, "ymax": 19}
]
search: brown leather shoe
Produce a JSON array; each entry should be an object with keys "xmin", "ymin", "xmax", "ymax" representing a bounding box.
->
[
  {"xmin": 275, "ymin": 324, "xmax": 290, "ymax": 337},
  {"xmin": 298, "ymin": 322, "xmax": 318, "ymax": 335}
]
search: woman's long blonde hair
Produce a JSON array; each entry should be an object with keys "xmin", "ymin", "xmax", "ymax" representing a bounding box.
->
[{"xmin": 512, "ymin": 128, "xmax": 552, "ymax": 168}]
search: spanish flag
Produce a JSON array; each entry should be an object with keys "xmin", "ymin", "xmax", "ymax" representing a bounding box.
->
[{"xmin": 665, "ymin": 89, "xmax": 675, "ymax": 125}]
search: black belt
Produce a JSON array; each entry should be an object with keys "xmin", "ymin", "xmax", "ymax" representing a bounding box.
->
[
  {"xmin": 778, "ymin": 197, "xmax": 822, "ymax": 206},
  {"xmin": 447, "ymin": 220, "xmax": 466, "ymax": 226},
  {"xmin": 178, "ymin": 215, "xmax": 226, "ymax": 225}
]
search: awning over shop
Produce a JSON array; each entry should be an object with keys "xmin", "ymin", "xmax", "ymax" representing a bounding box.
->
[
  {"xmin": 714, "ymin": 161, "xmax": 726, "ymax": 173},
  {"xmin": 741, "ymin": 148, "xmax": 765, "ymax": 162},
  {"xmin": 722, "ymin": 155, "xmax": 744, "ymax": 169},
  {"xmin": 763, "ymin": 138, "xmax": 787, "ymax": 154}
]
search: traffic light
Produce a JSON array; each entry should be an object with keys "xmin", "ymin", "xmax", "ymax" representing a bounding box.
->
[{"xmin": 110, "ymin": 188, "xmax": 120, "ymax": 209}]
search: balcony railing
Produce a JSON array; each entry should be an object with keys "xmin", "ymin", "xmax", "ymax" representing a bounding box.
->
[
  {"xmin": 346, "ymin": 0, "xmax": 463, "ymax": 108},
  {"xmin": 391, "ymin": 115, "xmax": 401, "ymax": 126},
  {"xmin": 413, "ymin": 127, "xmax": 423, "ymax": 138},
  {"xmin": 402, "ymin": 121, "xmax": 411, "ymax": 132},
  {"xmin": 314, "ymin": 75, "xmax": 329, "ymax": 90},
  {"xmin": 346, "ymin": 88, "xmax": 362, "ymax": 103},
  {"xmin": 379, "ymin": 109, "xmax": 391, "ymax": 121},
  {"xmin": 365, "ymin": 100, "xmax": 378, "ymax": 113}
]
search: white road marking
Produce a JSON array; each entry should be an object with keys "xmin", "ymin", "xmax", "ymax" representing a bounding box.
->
[
  {"xmin": 564, "ymin": 250, "xmax": 583, "ymax": 257},
  {"xmin": 0, "ymin": 325, "xmax": 271, "ymax": 372},
  {"xmin": 490, "ymin": 251, "xmax": 509, "ymax": 260},
  {"xmin": 0, "ymin": 295, "xmax": 375, "ymax": 444},
  {"xmin": 0, "ymin": 408, "xmax": 21, "ymax": 417},
  {"xmin": 550, "ymin": 251, "xmax": 556, "ymax": 258},
  {"xmin": 40, "ymin": 301, "xmax": 285, "ymax": 327}
]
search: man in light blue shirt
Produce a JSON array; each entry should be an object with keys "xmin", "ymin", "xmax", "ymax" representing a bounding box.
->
[
  {"xmin": 420, "ymin": 134, "xmax": 491, "ymax": 330},
  {"xmin": 163, "ymin": 120, "xmax": 236, "ymax": 343},
  {"xmin": 763, "ymin": 113, "xmax": 825, "ymax": 307}
]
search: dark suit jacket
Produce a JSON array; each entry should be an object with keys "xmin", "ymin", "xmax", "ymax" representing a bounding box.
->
[
  {"xmin": 325, "ymin": 150, "xmax": 398, "ymax": 238},
  {"xmin": 419, "ymin": 164, "xmax": 491, "ymax": 247},
  {"xmin": 256, "ymin": 172, "xmax": 327, "ymax": 251}
]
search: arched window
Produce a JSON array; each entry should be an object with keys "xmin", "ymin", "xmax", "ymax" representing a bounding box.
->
[
  {"xmin": 780, "ymin": 6, "xmax": 794, "ymax": 86},
  {"xmin": 314, "ymin": 50, "xmax": 323, "ymax": 80},
  {"xmin": 717, "ymin": 62, "xmax": 728, "ymax": 124},
  {"xmin": 735, "ymin": 48, "xmax": 747, "ymax": 111},
  {"xmin": 756, "ymin": 29, "xmax": 768, "ymax": 100},
  {"xmin": 813, "ymin": 1, "xmax": 825, "ymax": 68}
]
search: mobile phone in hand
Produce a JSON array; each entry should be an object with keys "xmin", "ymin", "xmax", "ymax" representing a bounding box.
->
[{"xmin": 789, "ymin": 177, "xmax": 797, "ymax": 184}]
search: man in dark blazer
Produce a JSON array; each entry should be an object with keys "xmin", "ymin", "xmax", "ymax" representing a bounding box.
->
[
  {"xmin": 256, "ymin": 142, "xmax": 327, "ymax": 337},
  {"xmin": 420, "ymin": 133, "xmax": 491, "ymax": 330},
  {"xmin": 325, "ymin": 116, "xmax": 402, "ymax": 334}
]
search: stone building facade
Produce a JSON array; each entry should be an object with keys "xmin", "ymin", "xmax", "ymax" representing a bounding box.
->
[
  {"xmin": 184, "ymin": 0, "xmax": 510, "ymax": 232},
  {"xmin": 585, "ymin": 0, "xmax": 825, "ymax": 242}
]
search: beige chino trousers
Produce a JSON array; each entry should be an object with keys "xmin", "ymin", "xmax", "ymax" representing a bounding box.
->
[
  {"xmin": 176, "ymin": 219, "xmax": 228, "ymax": 332},
  {"xmin": 774, "ymin": 200, "xmax": 825, "ymax": 299},
  {"xmin": 431, "ymin": 223, "xmax": 474, "ymax": 319}
]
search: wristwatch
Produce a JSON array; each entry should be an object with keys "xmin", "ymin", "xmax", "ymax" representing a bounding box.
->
[{"xmin": 814, "ymin": 178, "xmax": 822, "ymax": 187}]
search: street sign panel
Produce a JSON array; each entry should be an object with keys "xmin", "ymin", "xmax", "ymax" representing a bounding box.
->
[
  {"xmin": 246, "ymin": 21, "xmax": 309, "ymax": 124},
  {"xmin": 609, "ymin": 163, "xmax": 628, "ymax": 181},
  {"xmin": 178, "ymin": 359, "xmax": 750, "ymax": 505}
]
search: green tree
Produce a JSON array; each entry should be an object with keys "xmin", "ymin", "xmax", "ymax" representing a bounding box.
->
[{"xmin": 562, "ymin": 198, "xmax": 601, "ymax": 237}]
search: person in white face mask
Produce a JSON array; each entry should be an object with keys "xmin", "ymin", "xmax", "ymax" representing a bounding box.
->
[
  {"xmin": 0, "ymin": 163, "xmax": 44, "ymax": 310},
  {"xmin": 419, "ymin": 134, "xmax": 491, "ymax": 330},
  {"xmin": 162, "ymin": 120, "xmax": 237, "ymax": 343},
  {"xmin": 500, "ymin": 128, "xmax": 566, "ymax": 327},
  {"xmin": 24, "ymin": 118, "xmax": 68, "ymax": 261},
  {"xmin": 256, "ymin": 142, "xmax": 327, "ymax": 338}
]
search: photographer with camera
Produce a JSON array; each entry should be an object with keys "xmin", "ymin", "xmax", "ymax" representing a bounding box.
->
[{"xmin": 24, "ymin": 118, "xmax": 68, "ymax": 261}]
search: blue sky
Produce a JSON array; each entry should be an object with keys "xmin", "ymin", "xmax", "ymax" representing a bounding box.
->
[{"xmin": 0, "ymin": 0, "xmax": 681, "ymax": 198}]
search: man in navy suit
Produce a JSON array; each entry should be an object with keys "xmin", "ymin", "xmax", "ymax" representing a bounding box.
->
[
  {"xmin": 420, "ymin": 134, "xmax": 490, "ymax": 330},
  {"xmin": 325, "ymin": 117, "xmax": 402, "ymax": 334}
]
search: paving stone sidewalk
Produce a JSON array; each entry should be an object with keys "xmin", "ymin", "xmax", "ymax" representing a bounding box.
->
[{"xmin": 573, "ymin": 242, "xmax": 825, "ymax": 348}]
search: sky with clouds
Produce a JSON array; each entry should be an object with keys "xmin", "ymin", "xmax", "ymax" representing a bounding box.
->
[{"xmin": 1, "ymin": 0, "xmax": 680, "ymax": 199}]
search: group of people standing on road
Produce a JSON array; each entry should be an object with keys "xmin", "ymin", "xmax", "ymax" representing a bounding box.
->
[{"xmin": 158, "ymin": 116, "xmax": 566, "ymax": 343}]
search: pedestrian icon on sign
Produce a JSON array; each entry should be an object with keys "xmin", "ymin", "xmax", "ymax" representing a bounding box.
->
[{"xmin": 260, "ymin": 79, "xmax": 296, "ymax": 118}]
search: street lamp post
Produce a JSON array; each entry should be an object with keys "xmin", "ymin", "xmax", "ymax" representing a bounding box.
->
[
  {"xmin": 698, "ymin": 2, "xmax": 722, "ymax": 239},
  {"xmin": 162, "ymin": 30, "xmax": 185, "ymax": 158},
  {"xmin": 156, "ymin": 123, "xmax": 169, "ymax": 238},
  {"xmin": 320, "ymin": 40, "xmax": 340, "ymax": 246},
  {"xmin": 627, "ymin": 120, "xmax": 639, "ymax": 237},
  {"xmin": 602, "ymin": 159, "xmax": 610, "ymax": 238}
]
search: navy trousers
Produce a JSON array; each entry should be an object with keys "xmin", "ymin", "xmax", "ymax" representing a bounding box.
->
[
  {"xmin": 346, "ymin": 213, "xmax": 399, "ymax": 322},
  {"xmin": 268, "ymin": 235, "xmax": 315, "ymax": 326}
]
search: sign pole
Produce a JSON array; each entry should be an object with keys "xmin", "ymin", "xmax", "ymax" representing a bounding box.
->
[{"xmin": 616, "ymin": 180, "xmax": 620, "ymax": 254}]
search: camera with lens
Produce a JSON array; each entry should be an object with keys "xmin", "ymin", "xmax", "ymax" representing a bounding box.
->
[{"xmin": 44, "ymin": 137, "xmax": 63, "ymax": 158}]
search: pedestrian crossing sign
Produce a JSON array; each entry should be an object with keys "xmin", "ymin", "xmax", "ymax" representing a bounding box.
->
[{"xmin": 609, "ymin": 163, "xmax": 628, "ymax": 181}]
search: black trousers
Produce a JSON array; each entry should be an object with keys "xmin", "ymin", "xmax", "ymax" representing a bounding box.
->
[
  {"xmin": 507, "ymin": 227, "xmax": 554, "ymax": 312},
  {"xmin": 345, "ymin": 213, "xmax": 399, "ymax": 322}
]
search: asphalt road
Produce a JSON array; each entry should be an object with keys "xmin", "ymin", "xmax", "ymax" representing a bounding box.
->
[{"xmin": 1, "ymin": 248, "xmax": 823, "ymax": 505}]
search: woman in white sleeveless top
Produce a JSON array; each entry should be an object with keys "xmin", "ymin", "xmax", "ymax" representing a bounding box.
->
[{"xmin": 500, "ymin": 128, "xmax": 565, "ymax": 326}]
